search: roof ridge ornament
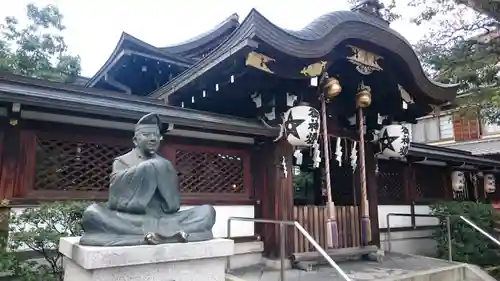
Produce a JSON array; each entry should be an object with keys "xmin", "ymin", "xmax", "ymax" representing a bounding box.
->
[{"xmin": 352, "ymin": 0, "xmax": 385, "ymax": 18}]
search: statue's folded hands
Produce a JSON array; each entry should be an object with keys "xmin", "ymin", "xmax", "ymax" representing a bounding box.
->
[{"xmin": 79, "ymin": 113, "xmax": 216, "ymax": 247}]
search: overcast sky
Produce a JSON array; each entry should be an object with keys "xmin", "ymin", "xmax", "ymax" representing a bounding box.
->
[{"xmin": 1, "ymin": 0, "xmax": 431, "ymax": 77}]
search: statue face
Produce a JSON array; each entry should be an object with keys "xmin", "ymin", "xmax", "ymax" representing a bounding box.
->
[{"xmin": 134, "ymin": 126, "xmax": 161, "ymax": 156}]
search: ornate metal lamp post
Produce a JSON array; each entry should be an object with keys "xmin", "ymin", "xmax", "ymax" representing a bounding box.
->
[
  {"xmin": 356, "ymin": 83, "xmax": 373, "ymax": 245},
  {"xmin": 319, "ymin": 74, "xmax": 342, "ymax": 248}
]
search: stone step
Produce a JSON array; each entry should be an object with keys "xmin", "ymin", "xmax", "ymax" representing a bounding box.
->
[
  {"xmin": 226, "ymin": 253, "xmax": 498, "ymax": 281},
  {"xmin": 228, "ymin": 241, "xmax": 264, "ymax": 270}
]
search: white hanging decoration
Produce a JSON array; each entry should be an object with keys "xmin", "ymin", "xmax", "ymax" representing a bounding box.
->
[
  {"xmin": 294, "ymin": 149, "xmax": 303, "ymax": 165},
  {"xmin": 451, "ymin": 171, "xmax": 466, "ymax": 192},
  {"xmin": 264, "ymin": 107, "xmax": 276, "ymax": 121},
  {"xmin": 251, "ymin": 92, "xmax": 262, "ymax": 108},
  {"xmin": 312, "ymin": 142, "xmax": 321, "ymax": 168},
  {"xmin": 335, "ymin": 137, "xmax": 343, "ymax": 166},
  {"xmin": 350, "ymin": 141, "xmax": 358, "ymax": 172},
  {"xmin": 378, "ymin": 124, "xmax": 410, "ymax": 158},
  {"xmin": 286, "ymin": 93, "xmax": 298, "ymax": 107},
  {"xmin": 484, "ymin": 173, "xmax": 496, "ymax": 193},
  {"xmin": 348, "ymin": 114, "xmax": 357, "ymax": 126},
  {"xmin": 281, "ymin": 156, "xmax": 288, "ymax": 178},
  {"xmin": 371, "ymin": 129, "xmax": 380, "ymax": 143},
  {"xmin": 377, "ymin": 113, "xmax": 388, "ymax": 125},
  {"xmin": 310, "ymin": 77, "xmax": 318, "ymax": 87},
  {"xmin": 282, "ymin": 105, "xmax": 321, "ymax": 147}
]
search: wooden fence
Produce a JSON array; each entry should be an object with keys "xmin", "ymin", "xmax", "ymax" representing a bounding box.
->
[{"xmin": 292, "ymin": 205, "xmax": 361, "ymax": 253}]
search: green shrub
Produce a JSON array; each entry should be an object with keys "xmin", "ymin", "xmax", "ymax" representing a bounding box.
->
[
  {"xmin": 0, "ymin": 201, "xmax": 91, "ymax": 281},
  {"xmin": 430, "ymin": 201, "xmax": 500, "ymax": 266}
]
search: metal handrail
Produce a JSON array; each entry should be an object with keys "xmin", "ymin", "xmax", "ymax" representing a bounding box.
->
[
  {"xmin": 386, "ymin": 213, "xmax": 452, "ymax": 261},
  {"xmin": 227, "ymin": 217, "xmax": 352, "ymax": 281},
  {"xmin": 459, "ymin": 215, "xmax": 500, "ymax": 247}
]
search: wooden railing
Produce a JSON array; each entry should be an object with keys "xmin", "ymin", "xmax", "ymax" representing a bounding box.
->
[{"xmin": 292, "ymin": 205, "xmax": 361, "ymax": 253}]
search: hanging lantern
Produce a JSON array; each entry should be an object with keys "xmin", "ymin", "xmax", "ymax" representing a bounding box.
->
[
  {"xmin": 282, "ymin": 105, "xmax": 321, "ymax": 165},
  {"xmin": 484, "ymin": 173, "xmax": 496, "ymax": 193},
  {"xmin": 378, "ymin": 124, "xmax": 410, "ymax": 158},
  {"xmin": 451, "ymin": 171, "xmax": 466, "ymax": 192},
  {"xmin": 322, "ymin": 77, "xmax": 342, "ymax": 102}
]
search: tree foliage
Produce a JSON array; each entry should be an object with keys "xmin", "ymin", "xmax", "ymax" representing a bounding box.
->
[
  {"xmin": 0, "ymin": 4, "xmax": 81, "ymax": 83},
  {"xmin": 430, "ymin": 201, "xmax": 500, "ymax": 267},
  {"xmin": 0, "ymin": 202, "xmax": 90, "ymax": 281},
  {"xmin": 405, "ymin": 0, "xmax": 500, "ymax": 123}
]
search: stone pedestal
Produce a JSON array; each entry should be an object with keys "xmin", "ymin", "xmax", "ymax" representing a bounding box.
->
[{"xmin": 59, "ymin": 237, "xmax": 234, "ymax": 281}]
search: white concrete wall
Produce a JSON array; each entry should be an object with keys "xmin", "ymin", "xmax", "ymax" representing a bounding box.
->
[
  {"xmin": 181, "ymin": 205, "xmax": 254, "ymax": 238},
  {"xmin": 378, "ymin": 205, "xmax": 439, "ymax": 256}
]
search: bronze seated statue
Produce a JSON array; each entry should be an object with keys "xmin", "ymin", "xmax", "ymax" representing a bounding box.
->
[{"xmin": 79, "ymin": 113, "xmax": 216, "ymax": 246}]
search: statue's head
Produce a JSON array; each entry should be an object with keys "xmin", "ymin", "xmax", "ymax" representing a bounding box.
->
[{"xmin": 134, "ymin": 113, "xmax": 162, "ymax": 157}]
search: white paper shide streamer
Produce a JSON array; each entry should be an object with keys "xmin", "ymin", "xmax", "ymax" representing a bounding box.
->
[
  {"xmin": 335, "ymin": 137, "xmax": 342, "ymax": 167},
  {"xmin": 350, "ymin": 141, "xmax": 358, "ymax": 172}
]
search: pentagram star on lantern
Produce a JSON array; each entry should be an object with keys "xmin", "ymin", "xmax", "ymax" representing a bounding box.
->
[
  {"xmin": 284, "ymin": 112, "xmax": 305, "ymax": 140},
  {"xmin": 379, "ymin": 129, "xmax": 399, "ymax": 153}
]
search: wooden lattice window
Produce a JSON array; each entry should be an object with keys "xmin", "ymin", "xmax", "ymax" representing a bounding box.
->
[
  {"xmin": 34, "ymin": 134, "xmax": 131, "ymax": 192},
  {"xmin": 414, "ymin": 164, "xmax": 447, "ymax": 201},
  {"xmin": 377, "ymin": 160, "xmax": 406, "ymax": 204},
  {"xmin": 165, "ymin": 145, "xmax": 251, "ymax": 195}
]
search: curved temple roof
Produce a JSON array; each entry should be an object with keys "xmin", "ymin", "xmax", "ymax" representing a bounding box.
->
[
  {"xmin": 160, "ymin": 13, "xmax": 240, "ymax": 56},
  {"xmin": 151, "ymin": 8, "xmax": 459, "ymax": 103},
  {"xmin": 85, "ymin": 33, "xmax": 194, "ymax": 87},
  {"xmin": 86, "ymin": 14, "xmax": 241, "ymax": 88}
]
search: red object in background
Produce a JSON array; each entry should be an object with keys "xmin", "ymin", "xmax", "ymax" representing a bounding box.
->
[{"xmin": 492, "ymin": 200, "xmax": 500, "ymax": 209}]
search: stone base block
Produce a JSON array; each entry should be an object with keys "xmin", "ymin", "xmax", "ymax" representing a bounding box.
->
[{"xmin": 59, "ymin": 237, "xmax": 234, "ymax": 281}]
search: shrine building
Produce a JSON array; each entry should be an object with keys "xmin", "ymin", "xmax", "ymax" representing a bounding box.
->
[{"xmin": 0, "ymin": 3, "xmax": 499, "ymax": 261}]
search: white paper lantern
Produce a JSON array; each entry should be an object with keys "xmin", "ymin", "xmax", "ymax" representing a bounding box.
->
[
  {"xmin": 378, "ymin": 125, "xmax": 410, "ymax": 158},
  {"xmin": 484, "ymin": 174, "xmax": 496, "ymax": 193},
  {"xmin": 451, "ymin": 171, "xmax": 466, "ymax": 192},
  {"xmin": 282, "ymin": 105, "xmax": 321, "ymax": 147}
]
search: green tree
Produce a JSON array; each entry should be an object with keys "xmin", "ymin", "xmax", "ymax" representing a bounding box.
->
[
  {"xmin": 0, "ymin": 3, "xmax": 81, "ymax": 83},
  {"xmin": 0, "ymin": 202, "xmax": 90, "ymax": 281},
  {"xmin": 405, "ymin": 0, "xmax": 500, "ymax": 123}
]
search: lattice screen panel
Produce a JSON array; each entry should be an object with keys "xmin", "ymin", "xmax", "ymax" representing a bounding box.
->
[
  {"xmin": 376, "ymin": 160, "xmax": 405, "ymax": 203},
  {"xmin": 414, "ymin": 165, "xmax": 446, "ymax": 199},
  {"xmin": 174, "ymin": 148, "xmax": 246, "ymax": 194},
  {"xmin": 35, "ymin": 136, "xmax": 131, "ymax": 191}
]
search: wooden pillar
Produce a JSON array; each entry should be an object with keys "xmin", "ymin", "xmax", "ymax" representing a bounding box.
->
[
  {"xmin": 0, "ymin": 126, "xmax": 37, "ymax": 200},
  {"xmin": 405, "ymin": 164, "xmax": 417, "ymax": 227},
  {"xmin": 260, "ymin": 139, "xmax": 293, "ymax": 258},
  {"xmin": 0, "ymin": 125, "xmax": 20, "ymax": 199},
  {"xmin": 253, "ymin": 142, "xmax": 266, "ymax": 242},
  {"xmin": 365, "ymin": 143, "xmax": 380, "ymax": 246}
]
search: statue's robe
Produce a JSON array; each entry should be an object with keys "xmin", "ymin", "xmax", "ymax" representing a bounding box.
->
[{"xmin": 79, "ymin": 149, "xmax": 216, "ymax": 246}]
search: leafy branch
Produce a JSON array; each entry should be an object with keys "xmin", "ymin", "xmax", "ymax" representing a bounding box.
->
[{"xmin": 0, "ymin": 4, "xmax": 81, "ymax": 83}]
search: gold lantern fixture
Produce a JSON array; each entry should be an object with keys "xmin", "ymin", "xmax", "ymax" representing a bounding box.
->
[
  {"xmin": 356, "ymin": 82, "xmax": 372, "ymax": 108},
  {"xmin": 322, "ymin": 77, "xmax": 342, "ymax": 102}
]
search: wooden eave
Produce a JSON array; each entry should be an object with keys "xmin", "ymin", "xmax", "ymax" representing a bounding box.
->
[
  {"xmin": 0, "ymin": 73, "xmax": 277, "ymax": 137},
  {"xmin": 409, "ymin": 142, "xmax": 500, "ymax": 168},
  {"xmin": 85, "ymin": 32, "xmax": 195, "ymax": 87},
  {"xmin": 150, "ymin": 9, "xmax": 459, "ymax": 103},
  {"xmin": 160, "ymin": 13, "xmax": 240, "ymax": 56}
]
